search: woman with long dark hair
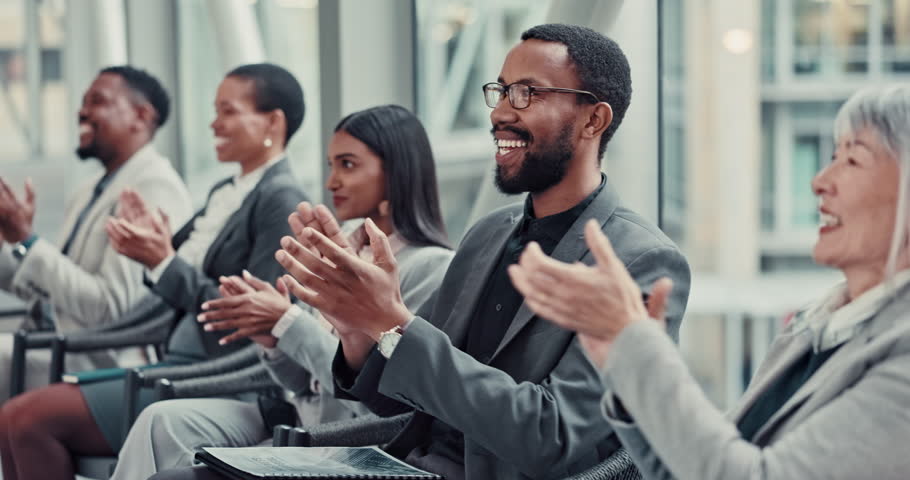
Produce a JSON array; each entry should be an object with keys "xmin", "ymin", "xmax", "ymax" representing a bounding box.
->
[{"xmin": 111, "ymin": 105, "xmax": 453, "ymax": 479}]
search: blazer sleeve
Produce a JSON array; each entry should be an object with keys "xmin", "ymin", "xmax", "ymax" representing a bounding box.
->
[
  {"xmin": 151, "ymin": 183, "xmax": 305, "ymax": 314},
  {"xmin": 331, "ymin": 247, "xmax": 453, "ymax": 417},
  {"xmin": 341, "ymin": 243, "xmax": 688, "ymax": 477},
  {"xmin": 267, "ymin": 246, "xmax": 454, "ymax": 414},
  {"xmin": 2, "ymin": 174, "xmax": 192, "ymax": 332},
  {"xmin": 601, "ymin": 319, "xmax": 910, "ymax": 480}
]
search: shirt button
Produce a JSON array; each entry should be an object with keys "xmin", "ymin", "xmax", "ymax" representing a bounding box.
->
[{"xmin": 495, "ymin": 304, "xmax": 502, "ymax": 312}]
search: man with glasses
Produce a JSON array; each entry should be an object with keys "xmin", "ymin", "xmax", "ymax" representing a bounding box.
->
[{"xmin": 151, "ymin": 23, "xmax": 690, "ymax": 480}]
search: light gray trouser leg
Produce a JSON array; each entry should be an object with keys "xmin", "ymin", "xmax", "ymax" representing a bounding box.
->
[{"xmin": 111, "ymin": 398, "xmax": 268, "ymax": 480}]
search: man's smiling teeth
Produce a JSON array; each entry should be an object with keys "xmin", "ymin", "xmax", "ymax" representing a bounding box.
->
[
  {"xmin": 79, "ymin": 124, "xmax": 92, "ymax": 135},
  {"xmin": 495, "ymin": 139, "xmax": 528, "ymax": 155},
  {"xmin": 214, "ymin": 137, "xmax": 228, "ymax": 147},
  {"xmin": 820, "ymin": 213, "xmax": 841, "ymax": 228}
]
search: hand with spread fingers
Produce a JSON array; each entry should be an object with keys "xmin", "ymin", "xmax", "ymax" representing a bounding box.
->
[
  {"xmin": 0, "ymin": 177, "xmax": 36, "ymax": 243},
  {"xmin": 508, "ymin": 219, "xmax": 674, "ymax": 369},
  {"xmin": 275, "ymin": 215, "xmax": 412, "ymax": 366},
  {"xmin": 105, "ymin": 190, "xmax": 175, "ymax": 269},
  {"xmin": 197, "ymin": 270, "xmax": 292, "ymax": 347},
  {"xmin": 116, "ymin": 188, "xmax": 163, "ymax": 231},
  {"xmin": 287, "ymin": 201, "xmax": 353, "ymax": 262}
]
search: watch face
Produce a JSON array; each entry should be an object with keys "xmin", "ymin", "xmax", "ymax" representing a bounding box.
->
[{"xmin": 379, "ymin": 331, "xmax": 401, "ymax": 358}]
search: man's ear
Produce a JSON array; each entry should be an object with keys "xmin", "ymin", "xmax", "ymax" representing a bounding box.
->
[
  {"xmin": 583, "ymin": 102, "xmax": 613, "ymax": 142},
  {"xmin": 135, "ymin": 102, "xmax": 158, "ymax": 132}
]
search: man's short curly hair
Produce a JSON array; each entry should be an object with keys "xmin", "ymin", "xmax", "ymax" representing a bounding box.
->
[
  {"xmin": 521, "ymin": 24, "xmax": 632, "ymax": 159},
  {"xmin": 100, "ymin": 65, "xmax": 170, "ymax": 129}
]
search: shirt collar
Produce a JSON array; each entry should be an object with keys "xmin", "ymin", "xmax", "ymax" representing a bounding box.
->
[
  {"xmin": 97, "ymin": 143, "xmax": 159, "ymax": 192},
  {"xmin": 232, "ymin": 153, "xmax": 284, "ymax": 190},
  {"xmin": 795, "ymin": 268, "xmax": 910, "ymax": 352},
  {"xmin": 519, "ymin": 173, "xmax": 606, "ymax": 244}
]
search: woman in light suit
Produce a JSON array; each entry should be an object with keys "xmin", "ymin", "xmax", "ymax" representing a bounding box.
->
[{"xmin": 509, "ymin": 84, "xmax": 910, "ymax": 479}]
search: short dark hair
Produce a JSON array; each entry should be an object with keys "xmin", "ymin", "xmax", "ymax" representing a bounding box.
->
[
  {"xmin": 521, "ymin": 24, "xmax": 632, "ymax": 158},
  {"xmin": 335, "ymin": 105, "xmax": 450, "ymax": 249},
  {"xmin": 100, "ymin": 65, "xmax": 170, "ymax": 129},
  {"xmin": 226, "ymin": 63, "xmax": 305, "ymax": 146}
]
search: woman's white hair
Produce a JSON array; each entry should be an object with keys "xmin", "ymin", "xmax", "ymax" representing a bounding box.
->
[{"xmin": 833, "ymin": 84, "xmax": 910, "ymax": 280}]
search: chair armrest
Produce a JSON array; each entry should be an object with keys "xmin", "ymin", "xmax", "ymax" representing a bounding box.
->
[
  {"xmin": 9, "ymin": 329, "xmax": 59, "ymax": 396},
  {"xmin": 156, "ymin": 363, "xmax": 278, "ymax": 400},
  {"xmin": 47, "ymin": 314, "xmax": 174, "ymax": 385},
  {"xmin": 135, "ymin": 344, "xmax": 260, "ymax": 386},
  {"xmin": 55, "ymin": 313, "xmax": 173, "ymax": 352},
  {"xmin": 274, "ymin": 413, "xmax": 412, "ymax": 447},
  {"xmin": 561, "ymin": 448, "xmax": 640, "ymax": 480},
  {"xmin": 0, "ymin": 308, "xmax": 27, "ymax": 318}
]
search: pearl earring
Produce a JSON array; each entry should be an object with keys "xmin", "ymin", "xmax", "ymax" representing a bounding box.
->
[{"xmin": 263, "ymin": 138, "xmax": 273, "ymax": 148}]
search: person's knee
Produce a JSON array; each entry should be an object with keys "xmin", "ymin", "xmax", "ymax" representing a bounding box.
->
[
  {"xmin": 4, "ymin": 391, "xmax": 46, "ymax": 444},
  {"xmin": 139, "ymin": 400, "xmax": 200, "ymax": 445}
]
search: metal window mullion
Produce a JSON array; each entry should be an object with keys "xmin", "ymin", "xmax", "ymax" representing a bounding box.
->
[
  {"xmin": 724, "ymin": 312, "xmax": 746, "ymax": 408},
  {"xmin": 869, "ymin": 0, "xmax": 884, "ymax": 79},
  {"xmin": 773, "ymin": 102, "xmax": 792, "ymax": 233},
  {"xmin": 775, "ymin": 0, "xmax": 792, "ymax": 85},
  {"xmin": 24, "ymin": 0, "xmax": 44, "ymax": 158}
]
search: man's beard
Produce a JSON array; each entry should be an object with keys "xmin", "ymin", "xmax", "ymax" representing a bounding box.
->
[
  {"xmin": 495, "ymin": 124, "xmax": 574, "ymax": 195},
  {"xmin": 75, "ymin": 143, "xmax": 98, "ymax": 161}
]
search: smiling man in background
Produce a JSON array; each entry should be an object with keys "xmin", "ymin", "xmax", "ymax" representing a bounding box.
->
[{"xmin": 0, "ymin": 65, "xmax": 192, "ymax": 401}]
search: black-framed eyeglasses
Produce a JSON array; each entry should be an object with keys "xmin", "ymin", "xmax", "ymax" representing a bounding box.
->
[{"xmin": 482, "ymin": 82, "xmax": 601, "ymax": 109}]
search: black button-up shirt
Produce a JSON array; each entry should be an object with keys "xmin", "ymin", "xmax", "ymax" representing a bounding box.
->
[
  {"xmin": 420, "ymin": 175, "xmax": 606, "ymax": 471},
  {"xmin": 463, "ymin": 174, "xmax": 606, "ymax": 363}
]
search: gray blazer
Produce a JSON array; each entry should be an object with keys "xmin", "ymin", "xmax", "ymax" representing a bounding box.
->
[
  {"xmin": 135, "ymin": 158, "xmax": 307, "ymax": 362},
  {"xmin": 601, "ymin": 283, "xmax": 910, "ymax": 480},
  {"xmin": 335, "ymin": 181, "xmax": 691, "ymax": 480},
  {"xmin": 258, "ymin": 243, "xmax": 454, "ymax": 424}
]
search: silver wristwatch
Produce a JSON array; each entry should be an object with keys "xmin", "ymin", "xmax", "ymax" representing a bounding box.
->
[{"xmin": 378, "ymin": 325, "xmax": 405, "ymax": 359}]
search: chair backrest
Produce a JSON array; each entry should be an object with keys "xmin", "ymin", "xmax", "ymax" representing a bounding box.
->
[{"xmin": 561, "ymin": 448, "xmax": 641, "ymax": 480}]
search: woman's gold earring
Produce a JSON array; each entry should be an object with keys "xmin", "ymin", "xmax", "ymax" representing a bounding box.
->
[
  {"xmin": 379, "ymin": 200, "xmax": 390, "ymax": 217},
  {"xmin": 264, "ymin": 138, "xmax": 273, "ymax": 148}
]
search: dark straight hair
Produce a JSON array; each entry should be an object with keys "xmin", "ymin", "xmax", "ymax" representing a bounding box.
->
[{"xmin": 334, "ymin": 105, "xmax": 450, "ymax": 249}]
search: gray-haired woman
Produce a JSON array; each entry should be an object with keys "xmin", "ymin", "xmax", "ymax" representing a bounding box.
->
[{"xmin": 509, "ymin": 84, "xmax": 910, "ymax": 479}]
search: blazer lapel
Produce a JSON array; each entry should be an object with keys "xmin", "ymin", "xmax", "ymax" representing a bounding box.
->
[
  {"xmin": 753, "ymin": 287, "xmax": 910, "ymax": 440},
  {"xmin": 489, "ymin": 183, "xmax": 620, "ymax": 361},
  {"xmin": 727, "ymin": 330, "xmax": 812, "ymax": 422},
  {"xmin": 64, "ymin": 146, "xmax": 160, "ymax": 259},
  {"xmin": 440, "ymin": 212, "xmax": 521, "ymax": 349},
  {"xmin": 200, "ymin": 158, "xmax": 291, "ymax": 271}
]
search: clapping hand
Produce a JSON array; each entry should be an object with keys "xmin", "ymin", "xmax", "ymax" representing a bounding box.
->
[
  {"xmin": 0, "ymin": 177, "xmax": 36, "ymax": 243},
  {"xmin": 106, "ymin": 189, "xmax": 175, "ymax": 269},
  {"xmin": 276, "ymin": 205, "xmax": 409, "ymax": 368},
  {"xmin": 197, "ymin": 270, "xmax": 292, "ymax": 347},
  {"xmin": 508, "ymin": 219, "xmax": 673, "ymax": 369}
]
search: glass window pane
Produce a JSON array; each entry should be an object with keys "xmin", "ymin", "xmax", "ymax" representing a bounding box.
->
[
  {"xmin": 40, "ymin": 0, "xmax": 66, "ymax": 157},
  {"xmin": 793, "ymin": 0, "xmax": 870, "ymax": 76},
  {"xmin": 0, "ymin": 0, "xmax": 30, "ymax": 162},
  {"xmin": 414, "ymin": 0, "xmax": 549, "ymax": 241},
  {"xmin": 791, "ymin": 135, "xmax": 820, "ymax": 227},
  {"xmin": 883, "ymin": 0, "xmax": 910, "ymax": 73}
]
